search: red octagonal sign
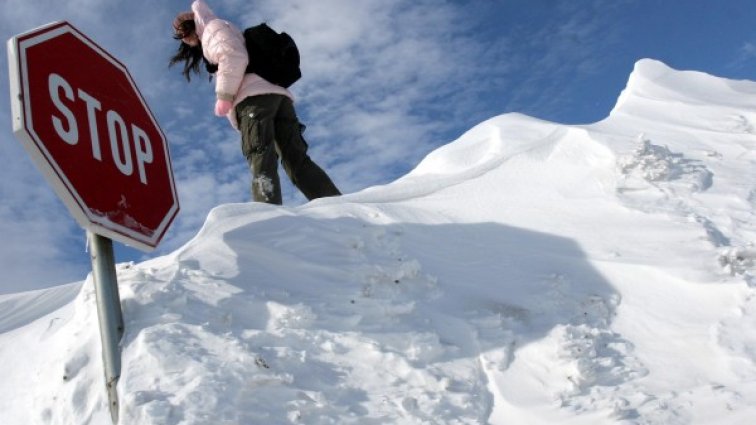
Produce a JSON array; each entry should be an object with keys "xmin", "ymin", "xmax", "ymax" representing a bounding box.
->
[{"xmin": 8, "ymin": 22, "xmax": 179, "ymax": 252}]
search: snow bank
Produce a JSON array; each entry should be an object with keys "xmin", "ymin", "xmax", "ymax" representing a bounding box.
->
[{"xmin": 2, "ymin": 59, "xmax": 756, "ymax": 424}]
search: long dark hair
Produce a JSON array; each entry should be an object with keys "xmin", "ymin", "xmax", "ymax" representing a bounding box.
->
[{"xmin": 168, "ymin": 19, "xmax": 218, "ymax": 81}]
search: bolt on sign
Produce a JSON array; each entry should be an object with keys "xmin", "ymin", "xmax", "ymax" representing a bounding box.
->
[{"xmin": 8, "ymin": 21, "xmax": 179, "ymax": 251}]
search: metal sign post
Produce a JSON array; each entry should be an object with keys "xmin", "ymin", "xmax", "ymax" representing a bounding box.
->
[{"xmin": 88, "ymin": 232, "xmax": 124, "ymax": 423}]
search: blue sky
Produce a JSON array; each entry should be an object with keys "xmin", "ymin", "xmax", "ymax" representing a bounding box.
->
[{"xmin": 1, "ymin": 0, "xmax": 755, "ymax": 294}]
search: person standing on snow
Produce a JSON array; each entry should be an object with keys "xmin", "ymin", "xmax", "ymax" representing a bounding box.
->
[{"xmin": 169, "ymin": 0, "xmax": 341, "ymax": 205}]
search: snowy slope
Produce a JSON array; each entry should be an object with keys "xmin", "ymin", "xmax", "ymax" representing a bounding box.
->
[{"xmin": 2, "ymin": 58, "xmax": 756, "ymax": 424}]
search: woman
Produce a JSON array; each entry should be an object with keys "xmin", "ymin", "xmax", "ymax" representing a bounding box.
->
[{"xmin": 170, "ymin": 0, "xmax": 341, "ymax": 205}]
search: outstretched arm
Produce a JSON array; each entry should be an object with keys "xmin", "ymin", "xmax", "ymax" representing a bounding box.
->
[
  {"xmin": 191, "ymin": 0, "xmax": 248, "ymax": 115},
  {"xmin": 190, "ymin": 0, "xmax": 216, "ymax": 38}
]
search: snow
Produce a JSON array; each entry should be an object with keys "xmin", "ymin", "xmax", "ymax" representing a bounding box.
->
[{"xmin": 2, "ymin": 58, "xmax": 756, "ymax": 424}]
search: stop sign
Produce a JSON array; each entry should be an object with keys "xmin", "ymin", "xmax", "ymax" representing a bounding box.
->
[{"xmin": 8, "ymin": 21, "xmax": 179, "ymax": 252}]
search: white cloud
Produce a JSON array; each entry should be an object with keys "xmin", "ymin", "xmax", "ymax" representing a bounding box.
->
[
  {"xmin": 0, "ymin": 0, "xmax": 626, "ymax": 292},
  {"xmin": 743, "ymin": 42, "xmax": 756, "ymax": 57},
  {"xmin": 0, "ymin": 139, "xmax": 86, "ymax": 293},
  {"xmin": 730, "ymin": 41, "xmax": 756, "ymax": 70}
]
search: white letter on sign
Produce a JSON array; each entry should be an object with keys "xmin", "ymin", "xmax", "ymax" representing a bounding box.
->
[
  {"xmin": 76, "ymin": 89, "xmax": 103, "ymax": 161},
  {"xmin": 131, "ymin": 125, "xmax": 153, "ymax": 185},
  {"xmin": 106, "ymin": 110, "xmax": 133, "ymax": 177},
  {"xmin": 48, "ymin": 73, "xmax": 78, "ymax": 145}
]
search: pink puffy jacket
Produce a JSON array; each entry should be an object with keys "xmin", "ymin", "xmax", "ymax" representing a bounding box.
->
[{"xmin": 191, "ymin": 0, "xmax": 294, "ymax": 129}]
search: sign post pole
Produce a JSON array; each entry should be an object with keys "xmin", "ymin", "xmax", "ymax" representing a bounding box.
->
[{"xmin": 88, "ymin": 231, "xmax": 124, "ymax": 423}]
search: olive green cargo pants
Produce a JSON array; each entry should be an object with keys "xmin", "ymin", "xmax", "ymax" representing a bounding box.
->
[{"xmin": 235, "ymin": 94, "xmax": 341, "ymax": 205}]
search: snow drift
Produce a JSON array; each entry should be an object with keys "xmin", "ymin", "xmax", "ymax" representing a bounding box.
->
[{"xmin": 2, "ymin": 58, "xmax": 756, "ymax": 424}]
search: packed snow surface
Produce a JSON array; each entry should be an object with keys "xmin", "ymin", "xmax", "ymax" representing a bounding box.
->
[{"xmin": 2, "ymin": 59, "xmax": 756, "ymax": 424}]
